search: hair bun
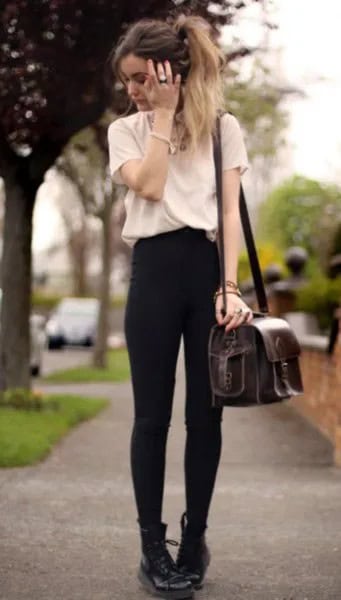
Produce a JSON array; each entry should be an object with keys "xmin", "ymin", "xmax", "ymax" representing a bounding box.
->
[
  {"xmin": 177, "ymin": 25, "xmax": 187, "ymax": 41},
  {"xmin": 174, "ymin": 14, "xmax": 189, "ymax": 47}
]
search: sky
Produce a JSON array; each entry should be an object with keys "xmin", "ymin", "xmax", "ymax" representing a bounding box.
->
[
  {"xmin": 272, "ymin": 0, "xmax": 341, "ymax": 182},
  {"xmin": 226, "ymin": 0, "xmax": 341, "ymax": 182},
  {"xmin": 32, "ymin": 0, "xmax": 341, "ymax": 251}
]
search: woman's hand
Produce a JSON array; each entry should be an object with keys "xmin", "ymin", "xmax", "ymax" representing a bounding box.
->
[
  {"xmin": 215, "ymin": 292, "xmax": 253, "ymax": 333},
  {"xmin": 143, "ymin": 59, "xmax": 181, "ymax": 112}
]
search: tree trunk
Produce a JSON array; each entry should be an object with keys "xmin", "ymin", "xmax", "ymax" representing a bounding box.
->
[
  {"xmin": 93, "ymin": 193, "xmax": 113, "ymax": 368},
  {"xmin": 0, "ymin": 178, "xmax": 35, "ymax": 390},
  {"xmin": 0, "ymin": 132, "xmax": 63, "ymax": 391},
  {"xmin": 69, "ymin": 219, "xmax": 89, "ymax": 297}
]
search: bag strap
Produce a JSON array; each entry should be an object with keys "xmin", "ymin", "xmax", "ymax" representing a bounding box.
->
[{"xmin": 213, "ymin": 117, "xmax": 269, "ymax": 314}]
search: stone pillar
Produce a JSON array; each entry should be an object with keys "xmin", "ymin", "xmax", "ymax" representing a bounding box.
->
[{"xmin": 267, "ymin": 247, "xmax": 308, "ymax": 316}]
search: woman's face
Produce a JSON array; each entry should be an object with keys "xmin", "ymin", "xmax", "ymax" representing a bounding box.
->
[{"xmin": 119, "ymin": 53, "xmax": 152, "ymax": 111}]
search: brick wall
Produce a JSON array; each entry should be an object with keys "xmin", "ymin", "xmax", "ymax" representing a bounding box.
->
[{"xmin": 290, "ymin": 328, "xmax": 341, "ymax": 466}]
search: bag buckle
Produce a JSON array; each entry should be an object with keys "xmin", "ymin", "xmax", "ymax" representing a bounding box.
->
[
  {"xmin": 280, "ymin": 360, "xmax": 289, "ymax": 380},
  {"xmin": 224, "ymin": 371, "xmax": 232, "ymax": 391}
]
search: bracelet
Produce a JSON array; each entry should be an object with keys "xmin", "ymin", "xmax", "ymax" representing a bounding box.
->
[
  {"xmin": 225, "ymin": 280, "xmax": 238, "ymax": 290},
  {"xmin": 216, "ymin": 281, "xmax": 239, "ymax": 292},
  {"xmin": 215, "ymin": 282, "xmax": 241, "ymax": 297},
  {"xmin": 149, "ymin": 131, "xmax": 176, "ymax": 155},
  {"xmin": 213, "ymin": 289, "xmax": 241, "ymax": 302}
]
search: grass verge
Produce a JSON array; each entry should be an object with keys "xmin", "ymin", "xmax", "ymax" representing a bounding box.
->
[
  {"xmin": 0, "ymin": 394, "xmax": 109, "ymax": 468},
  {"xmin": 43, "ymin": 348, "xmax": 130, "ymax": 384}
]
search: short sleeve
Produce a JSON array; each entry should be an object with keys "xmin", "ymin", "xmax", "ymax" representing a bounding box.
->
[
  {"xmin": 221, "ymin": 113, "xmax": 248, "ymax": 175},
  {"xmin": 107, "ymin": 119, "xmax": 143, "ymax": 184}
]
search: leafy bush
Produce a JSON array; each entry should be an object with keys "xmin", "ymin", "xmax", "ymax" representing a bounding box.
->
[
  {"xmin": 295, "ymin": 276, "xmax": 341, "ymax": 331},
  {"xmin": 31, "ymin": 292, "xmax": 63, "ymax": 310},
  {"xmin": 257, "ymin": 175, "xmax": 341, "ymax": 271},
  {"xmin": 238, "ymin": 241, "xmax": 287, "ymax": 283},
  {"xmin": 0, "ymin": 388, "xmax": 59, "ymax": 412}
]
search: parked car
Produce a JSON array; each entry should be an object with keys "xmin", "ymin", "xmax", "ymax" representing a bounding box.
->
[
  {"xmin": 46, "ymin": 297, "xmax": 99, "ymax": 350},
  {"xmin": 0, "ymin": 290, "xmax": 46, "ymax": 377}
]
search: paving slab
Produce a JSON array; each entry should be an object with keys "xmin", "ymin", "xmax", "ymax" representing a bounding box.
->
[{"xmin": 0, "ymin": 354, "xmax": 340, "ymax": 600}]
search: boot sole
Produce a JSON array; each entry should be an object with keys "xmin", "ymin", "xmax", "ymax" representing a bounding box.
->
[
  {"xmin": 181, "ymin": 549, "xmax": 211, "ymax": 591},
  {"xmin": 138, "ymin": 567, "xmax": 193, "ymax": 599}
]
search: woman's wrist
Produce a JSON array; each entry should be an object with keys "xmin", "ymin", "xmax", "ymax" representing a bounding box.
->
[
  {"xmin": 152, "ymin": 109, "xmax": 175, "ymax": 142},
  {"xmin": 149, "ymin": 131, "xmax": 176, "ymax": 155},
  {"xmin": 217, "ymin": 281, "xmax": 239, "ymax": 292},
  {"xmin": 214, "ymin": 289, "xmax": 242, "ymax": 302},
  {"xmin": 214, "ymin": 281, "xmax": 242, "ymax": 301},
  {"xmin": 153, "ymin": 108, "xmax": 175, "ymax": 123}
]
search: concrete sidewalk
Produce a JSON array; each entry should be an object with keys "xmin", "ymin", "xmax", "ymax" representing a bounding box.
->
[{"xmin": 0, "ymin": 355, "xmax": 340, "ymax": 600}]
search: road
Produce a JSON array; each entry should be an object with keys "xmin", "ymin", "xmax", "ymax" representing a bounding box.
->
[
  {"xmin": 37, "ymin": 330, "xmax": 125, "ymax": 378},
  {"xmin": 2, "ymin": 345, "xmax": 340, "ymax": 599},
  {"xmin": 38, "ymin": 347, "xmax": 92, "ymax": 377}
]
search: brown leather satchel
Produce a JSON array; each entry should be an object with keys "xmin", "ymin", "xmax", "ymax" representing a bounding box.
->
[{"xmin": 208, "ymin": 118, "xmax": 304, "ymax": 407}]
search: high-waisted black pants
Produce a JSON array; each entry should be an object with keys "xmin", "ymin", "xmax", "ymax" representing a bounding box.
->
[{"xmin": 125, "ymin": 227, "xmax": 223, "ymax": 535}]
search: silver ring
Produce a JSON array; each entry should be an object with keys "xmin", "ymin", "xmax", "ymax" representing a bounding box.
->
[
  {"xmin": 234, "ymin": 308, "xmax": 243, "ymax": 315},
  {"xmin": 158, "ymin": 76, "xmax": 167, "ymax": 84}
]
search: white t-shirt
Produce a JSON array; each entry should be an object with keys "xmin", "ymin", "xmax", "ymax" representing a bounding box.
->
[{"xmin": 108, "ymin": 111, "xmax": 248, "ymax": 247}]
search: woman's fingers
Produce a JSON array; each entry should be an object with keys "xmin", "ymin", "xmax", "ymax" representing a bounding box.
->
[
  {"xmin": 225, "ymin": 311, "xmax": 245, "ymax": 333},
  {"xmin": 143, "ymin": 60, "xmax": 181, "ymax": 111},
  {"xmin": 245, "ymin": 309, "xmax": 253, "ymax": 324},
  {"xmin": 215, "ymin": 309, "xmax": 238, "ymax": 328},
  {"xmin": 174, "ymin": 73, "xmax": 182, "ymax": 88},
  {"xmin": 215, "ymin": 307, "xmax": 226, "ymax": 326},
  {"xmin": 143, "ymin": 74, "xmax": 153, "ymax": 94},
  {"xmin": 149, "ymin": 60, "xmax": 178, "ymax": 86},
  {"xmin": 164, "ymin": 60, "xmax": 173, "ymax": 84},
  {"xmin": 147, "ymin": 59, "xmax": 158, "ymax": 85},
  {"xmin": 156, "ymin": 61, "xmax": 167, "ymax": 83},
  {"xmin": 215, "ymin": 302, "xmax": 253, "ymax": 331}
]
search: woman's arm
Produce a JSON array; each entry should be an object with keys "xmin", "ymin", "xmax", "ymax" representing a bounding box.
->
[
  {"xmin": 222, "ymin": 167, "xmax": 241, "ymax": 284},
  {"xmin": 119, "ymin": 60, "xmax": 181, "ymax": 202},
  {"xmin": 215, "ymin": 167, "xmax": 253, "ymax": 331},
  {"xmin": 119, "ymin": 108, "xmax": 175, "ymax": 202}
]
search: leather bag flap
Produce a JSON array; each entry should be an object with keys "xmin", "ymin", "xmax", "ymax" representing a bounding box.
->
[{"xmin": 251, "ymin": 317, "xmax": 301, "ymax": 362}]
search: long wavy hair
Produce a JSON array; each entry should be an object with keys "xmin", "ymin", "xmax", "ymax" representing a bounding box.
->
[{"xmin": 108, "ymin": 15, "xmax": 226, "ymax": 154}]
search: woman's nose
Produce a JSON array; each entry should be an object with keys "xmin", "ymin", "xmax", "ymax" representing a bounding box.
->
[{"xmin": 127, "ymin": 80, "xmax": 139, "ymax": 97}]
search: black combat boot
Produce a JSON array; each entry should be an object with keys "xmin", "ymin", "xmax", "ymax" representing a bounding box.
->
[
  {"xmin": 138, "ymin": 522, "xmax": 193, "ymax": 599},
  {"xmin": 176, "ymin": 513, "xmax": 211, "ymax": 590}
]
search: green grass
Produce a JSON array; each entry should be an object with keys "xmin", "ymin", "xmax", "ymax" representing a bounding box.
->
[
  {"xmin": 0, "ymin": 394, "xmax": 109, "ymax": 468},
  {"xmin": 43, "ymin": 348, "xmax": 130, "ymax": 383},
  {"xmin": 31, "ymin": 292, "xmax": 127, "ymax": 311},
  {"xmin": 110, "ymin": 294, "xmax": 127, "ymax": 308}
]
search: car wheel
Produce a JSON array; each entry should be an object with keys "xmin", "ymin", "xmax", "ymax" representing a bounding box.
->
[
  {"xmin": 31, "ymin": 365, "xmax": 40, "ymax": 377},
  {"xmin": 48, "ymin": 340, "xmax": 63, "ymax": 350}
]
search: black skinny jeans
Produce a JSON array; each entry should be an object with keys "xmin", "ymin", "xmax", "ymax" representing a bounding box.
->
[{"xmin": 125, "ymin": 227, "xmax": 223, "ymax": 535}]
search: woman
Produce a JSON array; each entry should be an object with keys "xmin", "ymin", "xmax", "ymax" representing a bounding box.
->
[{"xmin": 107, "ymin": 14, "xmax": 253, "ymax": 600}]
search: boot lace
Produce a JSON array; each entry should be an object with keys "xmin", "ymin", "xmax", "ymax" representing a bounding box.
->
[{"xmin": 147, "ymin": 539, "xmax": 179, "ymax": 576}]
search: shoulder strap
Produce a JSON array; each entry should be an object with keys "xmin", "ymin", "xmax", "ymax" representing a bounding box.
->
[{"xmin": 213, "ymin": 117, "xmax": 269, "ymax": 314}]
